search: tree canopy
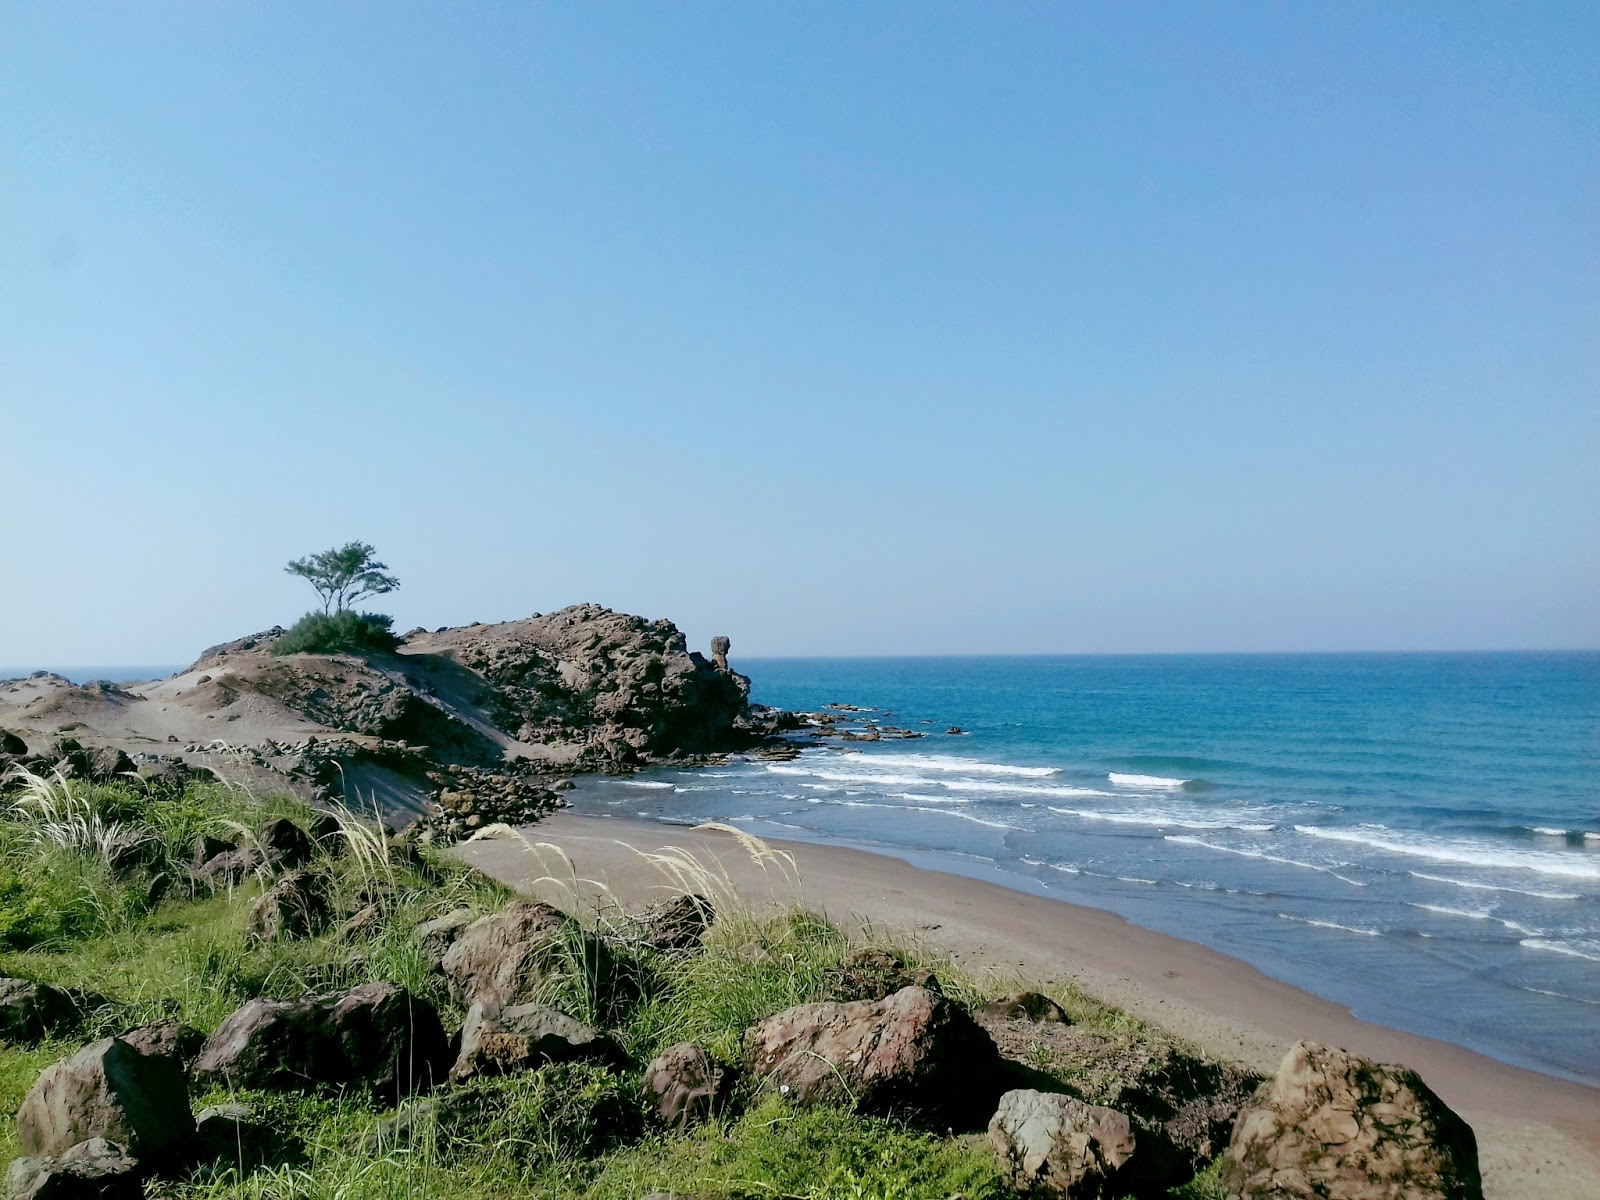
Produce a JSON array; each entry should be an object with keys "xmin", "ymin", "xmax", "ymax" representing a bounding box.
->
[{"xmin": 285, "ymin": 542, "xmax": 400, "ymax": 614}]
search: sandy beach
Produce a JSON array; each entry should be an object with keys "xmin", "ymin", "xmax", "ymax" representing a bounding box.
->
[{"xmin": 460, "ymin": 813, "xmax": 1600, "ymax": 1200}]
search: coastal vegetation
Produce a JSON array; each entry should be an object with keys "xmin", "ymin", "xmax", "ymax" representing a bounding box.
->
[
  {"xmin": 0, "ymin": 767, "xmax": 1267, "ymax": 1199},
  {"xmin": 276, "ymin": 542, "xmax": 403, "ymax": 658}
]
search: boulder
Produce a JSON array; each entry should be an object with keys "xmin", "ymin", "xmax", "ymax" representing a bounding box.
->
[
  {"xmin": 643, "ymin": 1043, "xmax": 734, "ymax": 1130},
  {"xmin": 189, "ymin": 844, "xmax": 262, "ymax": 891},
  {"xmin": 117, "ymin": 1022, "xmax": 205, "ymax": 1075},
  {"xmin": 245, "ymin": 870, "xmax": 335, "ymax": 942},
  {"xmin": 5, "ymin": 1138, "xmax": 142, "ymax": 1200},
  {"xmin": 190, "ymin": 1103, "xmax": 284, "ymax": 1170},
  {"xmin": 440, "ymin": 902, "xmax": 612, "ymax": 1012},
  {"xmin": 710, "ymin": 636, "xmax": 731, "ymax": 672},
  {"xmin": 414, "ymin": 910, "xmax": 475, "ymax": 969},
  {"xmin": 450, "ymin": 1002, "xmax": 623, "ymax": 1084},
  {"xmin": 0, "ymin": 980, "xmax": 85, "ymax": 1044},
  {"xmin": 256, "ymin": 818, "xmax": 314, "ymax": 869},
  {"xmin": 0, "ymin": 732, "xmax": 27, "ymax": 757},
  {"xmin": 1221, "ymin": 1041, "xmax": 1482, "ymax": 1200},
  {"xmin": 745, "ymin": 985, "xmax": 1000, "ymax": 1126},
  {"xmin": 635, "ymin": 895, "xmax": 714, "ymax": 953},
  {"xmin": 191, "ymin": 983, "xmax": 450, "ymax": 1099},
  {"xmin": 987, "ymin": 1089, "xmax": 1138, "ymax": 1199},
  {"xmin": 975, "ymin": 992, "xmax": 1070, "ymax": 1025},
  {"xmin": 16, "ymin": 1037, "xmax": 194, "ymax": 1159},
  {"xmin": 85, "ymin": 748, "xmax": 134, "ymax": 783}
]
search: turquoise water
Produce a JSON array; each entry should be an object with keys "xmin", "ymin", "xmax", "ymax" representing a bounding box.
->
[{"xmin": 568, "ymin": 652, "xmax": 1600, "ymax": 1085}]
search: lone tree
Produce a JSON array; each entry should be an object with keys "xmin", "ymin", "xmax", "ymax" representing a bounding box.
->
[{"xmin": 285, "ymin": 542, "xmax": 400, "ymax": 614}]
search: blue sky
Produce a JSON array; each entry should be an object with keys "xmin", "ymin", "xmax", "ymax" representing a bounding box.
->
[{"xmin": 3, "ymin": 3, "xmax": 1595, "ymax": 664}]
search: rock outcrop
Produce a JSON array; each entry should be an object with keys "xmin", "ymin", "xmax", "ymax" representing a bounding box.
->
[
  {"xmin": 190, "ymin": 983, "xmax": 450, "ymax": 1099},
  {"xmin": 1220, "ymin": 1041, "xmax": 1482, "ymax": 1200},
  {"xmin": 17, "ymin": 1038, "xmax": 193, "ymax": 1159},
  {"xmin": 987, "ymin": 1089, "xmax": 1139, "ymax": 1199},
  {"xmin": 745, "ymin": 985, "xmax": 1001, "ymax": 1126}
]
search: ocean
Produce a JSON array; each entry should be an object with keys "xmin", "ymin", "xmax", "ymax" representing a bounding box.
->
[{"xmin": 565, "ymin": 652, "xmax": 1600, "ymax": 1086}]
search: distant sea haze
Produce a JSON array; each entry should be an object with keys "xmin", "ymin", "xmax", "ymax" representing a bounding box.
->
[
  {"xmin": 0, "ymin": 667, "xmax": 183, "ymax": 684},
  {"xmin": 569, "ymin": 651, "xmax": 1600, "ymax": 1086}
]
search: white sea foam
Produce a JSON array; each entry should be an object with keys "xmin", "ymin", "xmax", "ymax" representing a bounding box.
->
[
  {"xmin": 1407, "ymin": 871, "xmax": 1582, "ymax": 901},
  {"xmin": 1519, "ymin": 939, "xmax": 1600, "ymax": 964},
  {"xmin": 892, "ymin": 792, "xmax": 976, "ymax": 805},
  {"xmin": 1167, "ymin": 835, "xmax": 1367, "ymax": 886},
  {"xmin": 766, "ymin": 764, "xmax": 1112, "ymax": 799},
  {"xmin": 1296, "ymin": 825, "xmax": 1600, "ymax": 881},
  {"xmin": 848, "ymin": 752, "xmax": 1058, "ymax": 777},
  {"xmin": 1109, "ymin": 772, "xmax": 1190, "ymax": 788},
  {"xmin": 1047, "ymin": 806, "xmax": 1274, "ymax": 833},
  {"xmin": 1020, "ymin": 855, "xmax": 1080, "ymax": 875},
  {"xmin": 620, "ymin": 780, "xmax": 673, "ymax": 789},
  {"xmin": 1279, "ymin": 914, "xmax": 1381, "ymax": 936},
  {"xmin": 1533, "ymin": 827, "xmax": 1570, "ymax": 837},
  {"xmin": 1410, "ymin": 902, "xmax": 1492, "ymax": 921}
]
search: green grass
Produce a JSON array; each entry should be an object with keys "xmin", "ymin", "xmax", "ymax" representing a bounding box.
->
[{"xmin": 0, "ymin": 773, "xmax": 1244, "ymax": 1198}]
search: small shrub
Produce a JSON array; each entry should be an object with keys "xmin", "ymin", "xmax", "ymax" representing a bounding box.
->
[{"xmin": 273, "ymin": 611, "xmax": 400, "ymax": 657}]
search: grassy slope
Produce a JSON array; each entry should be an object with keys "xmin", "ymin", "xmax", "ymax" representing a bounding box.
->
[{"xmin": 0, "ymin": 774, "xmax": 1234, "ymax": 1199}]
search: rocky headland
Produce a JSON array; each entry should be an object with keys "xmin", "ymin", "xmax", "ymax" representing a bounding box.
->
[{"xmin": 0, "ymin": 604, "xmax": 801, "ymax": 836}]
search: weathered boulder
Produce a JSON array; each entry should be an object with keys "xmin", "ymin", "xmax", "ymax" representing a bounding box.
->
[
  {"xmin": 16, "ymin": 1038, "xmax": 194, "ymax": 1159},
  {"xmin": 190, "ymin": 983, "xmax": 450, "ymax": 1098},
  {"xmin": 745, "ymin": 985, "xmax": 1000, "ymax": 1126},
  {"xmin": 117, "ymin": 1022, "xmax": 205, "ymax": 1075},
  {"xmin": 245, "ymin": 869, "xmax": 335, "ymax": 943},
  {"xmin": 256, "ymin": 818, "xmax": 314, "ymax": 869},
  {"xmin": 1221, "ymin": 1041, "xmax": 1482, "ymax": 1200},
  {"xmin": 987, "ymin": 1089, "xmax": 1138, "ymax": 1199},
  {"xmin": 0, "ymin": 981, "xmax": 86, "ymax": 1045},
  {"xmin": 414, "ymin": 910, "xmax": 475, "ymax": 969},
  {"xmin": 440, "ymin": 902, "xmax": 612, "ymax": 1012},
  {"xmin": 710, "ymin": 636, "xmax": 731, "ymax": 672},
  {"xmin": 450, "ymin": 1002, "xmax": 623, "ymax": 1084},
  {"xmin": 635, "ymin": 895, "xmax": 714, "ymax": 953},
  {"xmin": 189, "ymin": 1103, "xmax": 287, "ymax": 1170},
  {"xmin": 0, "ymin": 731, "xmax": 27, "ymax": 757},
  {"xmin": 976, "ymin": 992, "xmax": 1070, "ymax": 1025},
  {"xmin": 5, "ymin": 1138, "xmax": 142, "ymax": 1200},
  {"xmin": 85, "ymin": 748, "xmax": 134, "ymax": 783},
  {"xmin": 643, "ymin": 1043, "xmax": 734, "ymax": 1130}
]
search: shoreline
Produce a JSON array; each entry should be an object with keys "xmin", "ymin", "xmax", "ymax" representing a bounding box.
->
[{"xmin": 460, "ymin": 812, "xmax": 1600, "ymax": 1200}]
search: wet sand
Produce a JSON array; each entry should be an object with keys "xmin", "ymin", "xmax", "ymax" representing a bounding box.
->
[{"xmin": 457, "ymin": 813, "xmax": 1600, "ymax": 1200}]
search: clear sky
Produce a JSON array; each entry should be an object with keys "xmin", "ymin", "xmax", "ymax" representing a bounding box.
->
[{"xmin": 3, "ymin": 3, "xmax": 1595, "ymax": 665}]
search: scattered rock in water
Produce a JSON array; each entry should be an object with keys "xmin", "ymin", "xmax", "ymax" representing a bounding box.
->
[
  {"xmin": 0, "ymin": 980, "xmax": 91, "ymax": 1044},
  {"xmin": 1221, "ymin": 1040, "xmax": 1482, "ymax": 1200},
  {"xmin": 440, "ymin": 902, "xmax": 613, "ymax": 1012},
  {"xmin": 643, "ymin": 1043, "xmax": 734, "ymax": 1131},
  {"xmin": 191, "ymin": 983, "xmax": 450, "ymax": 1099},
  {"xmin": 975, "ymin": 992, "xmax": 1070, "ymax": 1025},
  {"xmin": 634, "ymin": 895, "xmax": 714, "ymax": 953},
  {"xmin": 945, "ymin": 726, "xmax": 964, "ymax": 735},
  {"xmin": 450, "ymin": 1003, "xmax": 624, "ymax": 1084},
  {"xmin": 17, "ymin": 1038, "xmax": 194, "ymax": 1159},
  {"xmin": 117, "ymin": 1021, "xmax": 206, "ymax": 1075},
  {"xmin": 245, "ymin": 869, "xmax": 335, "ymax": 943},
  {"xmin": 746, "ymin": 985, "xmax": 1000, "ymax": 1127},
  {"xmin": 6, "ymin": 1137, "xmax": 143, "ymax": 1200},
  {"xmin": 987, "ymin": 1089, "xmax": 1139, "ymax": 1199}
]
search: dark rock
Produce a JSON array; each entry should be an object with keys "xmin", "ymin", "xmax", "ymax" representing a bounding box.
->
[
  {"xmin": 642, "ymin": 1043, "xmax": 734, "ymax": 1130},
  {"xmin": 257, "ymin": 818, "xmax": 314, "ymax": 869},
  {"xmin": 118, "ymin": 1021, "xmax": 205, "ymax": 1075},
  {"xmin": 745, "ymin": 985, "xmax": 1000, "ymax": 1127},
  {"xmin": 450, "ymin": 1002, "xmax": 624, "ymax": 1083},
  {"xmin": 1221, "ymin": 1041, "xmax": 1482, "ymax": 1200},
  {"xmin": 824, "ymin": 949, "xmax": 939, "ymax": 1002},
  {"xmin": 85, "ymin": 748, "xmax": 134, "ymax": 783},
  {"xmin": 440, "ymin": 902, "xmax": 612, "ymax": 1012},
  {"xmin": 191, "ymin": 982, "xmax": 450, "ymax": 1099},
  {"xmin": 0, "ymin": 980, "xmax": 86, "ymax": 1044},
  {"xmin": 189, "ymin": 1103, "xmax": 278, "ymax": 1169},
  {"xmin": 710, "ymin": 636, "xmax": 731, "ymax": 672},
  {"xmin": 245, "ymin": 869, "xmax": 335, "ymax": 943},
  {"xmin": 0, "ymin": 732, "xmax": 27, "ymax": 757},
  {"xmin": 975, "ymin": 992, "xmax": 1070, "ymax": 1025},
  {"xmin": 414, "ymin": 910, "xmax": 475, "ymax": 969},
  {"xmin": 636, "ymin": 895, "xmax": 714, "ymax": 953},
  {"xmin": 988, "ymin": 1089, "xmax": 1139, "ymax": 1199},
  {"xmin": 17, "ymin": 1037, "xmax": 194, "ymax": 1158},
  {"xmin": 5, "ymin": 1138, "xmax": 143, "ymax": 1200}
]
